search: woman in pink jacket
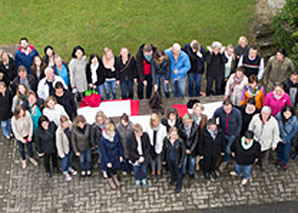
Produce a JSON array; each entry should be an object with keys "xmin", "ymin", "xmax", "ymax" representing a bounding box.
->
[{"xmin": 264, "ymin": 82, "xmax": 292, "ymax": 117}]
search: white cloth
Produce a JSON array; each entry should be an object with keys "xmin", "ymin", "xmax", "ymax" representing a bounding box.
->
[
  {"xmin": 43, "ymin": 104, "xmax": 69, "ymax": 126},
  {"xmin": 37, "ymin": 75, "xmax": 68, "ymax": 100},
  {"xmin": 90, "ymin": 63, "xmax": 99, "ymax": 84},
  {"xmin": 145, "ymin": 124, "xmax": 167, "ymax": 154}
]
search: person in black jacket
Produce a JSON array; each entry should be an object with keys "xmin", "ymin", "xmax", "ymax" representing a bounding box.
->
[
  {"xmin": 161, "ymin": 108, "xmax": 183, "ymax": 132},
  {"xmin": 230, "ymin": 130, "xmax": 261, "ymax": 185},
  {"xmin": 12, "ymin": 65, "xmax": 37, "ymax": 95},
  {"xmin": 54, "ymin": 82, "xmax": 77, "ymax": 121},
  {"xmin": 283, "ymin": 70, "xmax": 298, "ymax": 108},
  {"xmin": 127, "ymin": 123, "xmax": 151, "ymax": 188},
  {"xmin": 240, "ymin": 97, "xmax": 260, "ymax": 136},
  {"xmin": 199, "ymin": 118, "xmax": 225, "ymax": 180},
  {"xmin": 35, "ymin": 115, "xmax": 58, "ymax": 178},
  {"xmin": 0, "ymin": 81, "xmax": 13, "ymax": 139},
  {"xmin": 136, "ymin": 44, "xmax": 156, "ymax": 99},
  {"xmin": 0, "ymin": 51, "xmax": 17, "ymax": 86},
  {"xmin": 163, "ymin": 127, "xmax": 186, "ymax": 193},
  {"xmin": 178, "ymin": 113, "xmax": 199, "ymax": 180},
  {"xmin": 182, "ymin": 40, "xmax": 206, "ymax": 97},
  {"xmin": 86, "ymin": 54, "xmax": 105, "ymax": 99},
  {"xmin": 206, "ymin": 41, "xmax": 227, "ymax": 96},
  {"xmin": 116, "ymin": 47, "xmax": 137, "ymax": 99}
]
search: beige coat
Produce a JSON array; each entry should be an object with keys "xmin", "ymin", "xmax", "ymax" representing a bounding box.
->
[
  {"xmin": 56, "ymin": 123, "xmax": 73, "ymax": 158},
  {"xmin": 11, "ymin": 111, "xmax": 33, "ymax": 141}
]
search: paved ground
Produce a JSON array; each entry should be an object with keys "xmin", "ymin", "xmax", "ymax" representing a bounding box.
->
[{"xmin": 1, "ymin": 97, "xmax": 298, "ymax": 212}]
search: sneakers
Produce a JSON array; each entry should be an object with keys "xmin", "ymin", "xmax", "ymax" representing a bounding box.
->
[
  {"xmin": 276, "ymin": 161, "xmax": 282, "ymax": 169},
  {"xmin": 64, "ymin": 173, "xmax": 72, "ymax": 181},
  {"xmin": 135, "ymin": 180, "xmax": 141, "ymax": 188},
  {"xmin": 21, "ymin": 159, "xmax": 27, "ymax": 169},
  {"xmin": 142, "ymin": 179, "xmax": 147, "ymax": 188},
  {"xmin": 204, "ymin": 172, "xmax": 210, "ymax": 180},
  {"xmin": 282, "ymin": 164, "xmax": 288, "ymax": 171},
  {"xmin": 230, "ymin": 171, "xmax": 238, "ymax": 176},
  {"xmin": 241, "ymin": 178, "xmax": 248, "ymax": 185},
  {"xmin": 68, "ymin": 168, "xmax": 78, "ymax": 176},
  {"xmin": 87, "ymin": 170, "xmax": 92, "ymax": 177},
  {"xmin": 29, "ymin": 158, "xmax": 38, "ymax": 166},
  {"xmin": 81, "ymin": 171, "xmax": 86, "ymax": 177},
  {"xmin": 219, "ymin": 162, "xmax": 228, "ymax": 172},
  {"xmin": 211, "ymin": 171, "xmax": 218, "ymax": 179},
  {"xmin": 103, "ymin": 171, "xmax": 108, "ymax": 178},
  {"xmin": 122, "ymin": 171, "xmax": 127, "ymax": 176}
]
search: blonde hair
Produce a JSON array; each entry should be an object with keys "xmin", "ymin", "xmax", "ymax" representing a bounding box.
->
[
  {"xmin": 192, "ymin": 103, "xmax": 204, "ymax": 112},
  {"xmin": 182, "ymin": 113, "xmax": 193, "ymax": 124},
  {"xmin": 133, "ymin": 123, "xmax": 143, "ymax": 133},
  {"xmin": 150, "ymin": 113, "xmax": 160, "ymax": 127},
  {"xmin": 16, "ymin": 83, "xmax": 29, "ymax": 101},
  {"xmin": 95, "ymin": 110, "xmax": 109, "ymax": 125},
  {"xmin": 168, "ymin": 127, "xmax": 179, "ymax": 139},
  {"xmin": 44, "ymin": 96, "xmax": 57, "ymax": 108},
  {"xmin": 238, "ymin": 36, "xmax": 248, "ymax": 45},
  {"xmin": 60, "ymin": 115, "xmax": 69, "ymax": 126},
  {"xmin": 102, "ymin": 47, "xmax": 114, "ymax": 66},
  {"xmin": 105, "ymin": 123, "xmax": 115, "ymax": 132}
]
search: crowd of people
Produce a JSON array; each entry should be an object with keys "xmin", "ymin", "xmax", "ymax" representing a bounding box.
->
[{"xmin": 0, "ymin": 36, "xmax": 298, "ymax": 193}]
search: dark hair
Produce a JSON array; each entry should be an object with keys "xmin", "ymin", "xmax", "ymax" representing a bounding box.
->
[
  {"xmin": 236, "ymin": 66, "xmax": 245, "ymax": 73},
  {"xmin": 291, "ymin": 70, "xmax": 298, "ymax": 76},
  {"xmin": 248, "ymin": 74, "xmax": 258, "ymax": 84},
  {"xmin": 247, "ymin": 97, "xmax": 256, "ymax": 105},
  {"xmin": 143, "ymin": 44, "xmax": 152, "ymax": 52},
  {"xmin": 54, "ymin": 81, "xmax": 64, "ymax": 89},
  {"xmin": 277, "ymin": 48, "xmax": 286, "ymax": 57},
  {"xmin": 153, "ymin": 49, "xmax": 168, "ymax": 64},
  {"xmin": 17, "ymin": 65, "xmax": 27, "ymax": 73},
  {"xmin": 44, "ymin": 45, "xmax": 54, "ymax": 55},
  {"xmin": 244, "ymin": 130, "xmax": 254, "ymax": 139},
  {"xmin": 274, "ymin": 82, "xmax": 282, "ymax": 87},
  {"xmin": 38, "ymin": 115, "xmax": 50, "ymax": 129},
  {"xmin": 223, "ymin": 99, "xmax": 232, "ymax": 106},
  {"xmin": 250, "ymin": 46, "xmax": 258, "ymax": 51},
  {"xmin": 13, "ymin": 105, "xmax": 26, "ymax": 120},
  {"xmin": 281, "ymin": 106, "xmax": 295, "ymax": 123},
  {"xmin": 207, "ymin": 118, "xmax": 216, "ymax": 126},
  {"xmin": 89, "ymin": 53, "xmax": 99, "ymax": 64},
  {"xmin": 71, "ymin": 46, "xmax": 85, "ymax": 58},
  {"xmin": 120, "ymin": 113, "xmax": 129, "ymax": 122},
  {"xmin": 19, "ymin": 37, "xmax": 28, "ymax": 43},
  {"xmin": 32, "ymin": 56, "xmax": 46, "ymax": 80},
  {"xmin": 165, "ymin": 108, "xmax": 179, "ymax": 119}
]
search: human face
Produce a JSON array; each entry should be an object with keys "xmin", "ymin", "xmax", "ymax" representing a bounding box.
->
[
  {"xmin": 2, "ymin": 52, "xmax": 8, "ymax": 61},
  {"xmin": 96, "ymin": 116, "xmax": 104, "ymax": 125},
  {"xmin": 186, "ymin": 120, "xmax": 192, "ymax": 128},
  {"xmin": 144, "ymin": 51, "xmax": 152, "ymax": 57},
  {"xmin": 276, "ymin": 52, "xmax": 284, "ymax": 62},
  {"xmin": 75, "ymin": 49, "xmax": 83, "ymax": 59},
  {"xmin": 209, "ymin": 124, "xmax": 217, "ymax": 132},
  {"xmin": 61, "ymin": 120, "xmax": 70, "ymax": 129},
  {"xmin": 105, "ymin": 51, "xmax": 113, "ymax": 60},
  {"xmin": 54, "ymin": 56, "xmax": 62, "ymax": 66},
  {"xmin": 172, "ymin": 48, "xmax": 181, "ymax": 57},
  {"xmin": 28, "ymin": 94, "xmax": 36, "ymax": 105},
  {"xmin": 261, "ymin": 111, "xmax": 271, "ymax": 121},
  {"xmin": 246, "ymin": 103, "xmax": 256, "ymax": 112},
  {"xmin": 290, "ymin": 74, "xmax": 298, "ymax": 84},
  {"xmin": 20, "ymin": 40, "xmax": 28, "ymax": 50},
  {"xmin": 91, "ymin": 56, "xmax": 98, "ymax": 64},
  {"xmin": 249, "ymin": 49, "xmax": 257, "ymax": 59},
  {"xmin": 169, "ymin": 113, "xmax": 176, "ymax": 121},
  {"xmin": 78, "ymin": 122, "xmax": 85, "ymax": 129},
  {"xmin": 223, "ymin": 104, "xmax": 232, "ymax": 114},
  {"xmin": 46, "ymin": 48, "xmax": 53, "ymax": 57},
  {"xmin": 152, "ymin": 119, "xmax": 160, "ymax": 128},
  {"xmin": 135, "ymin": 130, "xmax": 143, "ymax": 137},
  {"xmin": 170, "ymin": 130, "xmax": 178, "ymax": 141},
  {"xmin": 41, "ymin": 121, "xmax": 49, "ymax": 130},
  {"xmin": 46, "ymin": 70, "xmax": 54, "ymax": 81},
  {"xmin": 283, "ymin": 110, "xmax": 292, "ymax": 119},
  {"xmin": 121, "ymin": 119, "xmax": 128, "ymax": 127},
  {"xmin": 194, "ymin": 107, "xmax": 202, "ymax": 117},
  {"xmin": 250, "ymin": 81, "xmax": 257, "ymax": 89},
  {"xmin": 120, "ymin": 48, "xmax": 128, "ymax": 58},
  {"xmin": 0, "ymin": 85, "xmax": 6, "ymax": 93},
  {"xmin": 274, "ymin": 86, "xmax": 283, "ymax": 95},
  {"xmin": 235, "ymin": 70, "xmax": 244, "ymax": 79},
  {"xmin": 226, "ymin": 47, "xmax": 234, "ymax": 57},
  {"xmin": 47, "ymin": 99, "xmax": 55, "ymax": 109},
  {"xmin": 18, "ymin": 85, "xmax": 26, "ymax": 95},
  {"xmin": 55, "ymin": 87, "xmax": 64, "ymax": 95},
  {"xmin": 107, "ymin": 129, "xmax": 114, "ymax": 137},
  {"xmin": 240, "ymin": 41, "xmax": 247, "ymax": 49},
  {"xmin": 245, "ymin": 138, "xmax": 253, "ymax": 144},
  {"xmin": 34, "ymin": 57, "xmax": 42, "ymax": 66},
  {"xmin": 19, "ymin": 71, "xmax": 27, "ymax": 80},
  {"xmin": 18, "ymin": 109, "xmax": 25, "ymax": 118}
]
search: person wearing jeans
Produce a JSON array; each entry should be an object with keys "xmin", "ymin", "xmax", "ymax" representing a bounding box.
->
[
  {"xmin": 0, "ymin": 81, "xmax": 13, "ymax": 140},
  {"xmin": 275, "ymin": 106, "xmax": 298, "ymax": 171},
  {"xmin": 188, "ymin": 73, "xmax": 203, "ymax": 97},
  {"xmin": 231, "ymin": 130, "xmax": 261, "ymax": 185},
  {"xmin": 72, "ymin": 115, "xmax": 93, "ymax": 177},
  {"xmin": 104, "ymin": 80, "xmax": 117, "ymax": 100},
  {"xmin": 127, "ymin": 124, "xmax": 151, "ymax": 188},
  {"xmin": 170, "ymin": 76, "xmax": 187, "ymax": 98}
]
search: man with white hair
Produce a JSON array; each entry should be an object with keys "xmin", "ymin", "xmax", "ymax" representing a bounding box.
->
[
  {"xmin": 37, "ymin": 67, "xmax": 68, "ymax": 100},
  {"xmin": 248, "ymin": 106, "xmax": 279, "ymax": 171},
  {"xmin": 165, "ymin": 43, "xmax": 191, "ymax": 97},
  {"xmin": 206, "ymin": 41, "xmax": 227, "ymax": 96}
]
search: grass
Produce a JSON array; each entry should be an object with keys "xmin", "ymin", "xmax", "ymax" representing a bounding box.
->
[{"xmin": 0, "ymin": 0, "xmax": 255, "ymax": 61}]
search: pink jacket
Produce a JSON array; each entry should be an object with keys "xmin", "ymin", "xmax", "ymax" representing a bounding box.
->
[{"xmin": 264, "ymin": 91, "xmax": 292, "ymax": 116}]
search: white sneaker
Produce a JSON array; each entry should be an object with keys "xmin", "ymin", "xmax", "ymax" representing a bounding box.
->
[
  {"xmin": 230, "ymin": 171, "xmax": 238, "ymax": 176},
  {"xmin": 21, "ymin": 159, "xmax": 27, "ymax": 169},
  {"xmin": 122, "ymin": 171, "xmax": 127, "ymax": 176},
  {"xmin": 64, "ymin": 173, "xmax": 72, "ymax": 181},
  {"xmin": 241, "ymin": 178, "xmax": 248, "ymax": 185},
  {"xmin": 68, "ymin": 168, "xmax": 78, "ymax": 176},
  {"xmin": 103, "ymin": 171, "xmax": 108, "ymax": 178},
  {"xmin": 29, "ymin": 158, "xmax": 38, "ymax": 166}
]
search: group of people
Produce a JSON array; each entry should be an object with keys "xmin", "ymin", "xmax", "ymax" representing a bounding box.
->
[{"xmin": 0, "ymin": 36, "xmax": 298, "ymax": 193}]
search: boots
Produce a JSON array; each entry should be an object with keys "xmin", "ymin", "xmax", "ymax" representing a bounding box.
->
[
  {"xmin": 112, "ymin": 175, "xmax": 120, "ymax": 187},
  {"xmin": 21, "ymin": 159, "xmax": 26, "ymax": 169},
  {"xmin": 29, "ymin": 158, "xmax": 38, "ymax": 166},
  {"xmin": 108, "ymin": 178, "xmax": 116, "ymax": 189}
]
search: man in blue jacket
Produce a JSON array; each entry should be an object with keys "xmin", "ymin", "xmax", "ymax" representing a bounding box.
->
[
  {"xmin": 213, "ymin": 99, "xmax": 242, "ymax": 171},
  {"xmin": 14, "ymin": 38, "xmax": 39, "ymax": 75},
  {"xmin": 165, "ymin": 43, "xmax": 191, "ymax": 97}
]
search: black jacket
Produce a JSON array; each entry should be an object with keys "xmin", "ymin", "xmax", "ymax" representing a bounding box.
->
[
  {"xmin": 12, "ymin": 75, "xmax": 37, "ymax": 95},
  {"xmin": 240, "ymin": 105, "xmax": 260, "ymax": 136},
  {"xmin": 0, "ymin": 89, "xmax": 13, "ymax": 121},
  {"xmin": 163, "ymin": 137, "xmax": 186, "ymax": 168},
  {"xmin": 127, "ymin": 132, "xmax": 151, "ymax": 165},
  {"xmin": 86, "ymin": 63, "xmax": 105, "ymax": 86},
  {"xmin": 136, "ymin": 44, "xmax": 156, "ymax": 81},
  {"xmin": 99, "ymin": 56, "xmax": 118, "ymax": 80},
  {"xmin": 116, "ymin": 54, "xmax": 137, "ymax": 82},
  {"xmin": 161, "ymin": 117, "xmax": 183, "ymax": 132},
  {"xmin": 54, "ymin": 90, "xmax": 77, "ymax": 120},
  {"xmin": 90, "ymin": 123, "xmax": 102, "ymax": 148},
  {"xmin": 283, "ymin": 78, "xmax": 298, "ymax": 106},
  {"xmin": 0, "ymin": 57, "xmax": 17, "ymax": 85},
  {"xmin": 182, "ymin": 43, "xmax": 206, "ymax": 74},
  {"xmin": 35, "ymin": 122, "xmax": 57, "ymax": 154},
  {"xmin": 231, "ymin": 137, "xmax": 261, "ymax": 166},
  {"xmin": 206, "ymin": 52, "xmax": 227, "ymax": 77},
  {"xmin": 199, "ymin": 127, "xmax": 226, "ymax": 157},
  {"xmin": 151, "ymin": 57, "xmax": 171, "ymax": 84},
  {"xmin": 178, "ymin": 122, "xmax": 199, "ymax": 157}
]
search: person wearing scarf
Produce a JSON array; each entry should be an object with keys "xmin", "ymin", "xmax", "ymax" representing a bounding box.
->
[
  {"xmin": 264, "ymin": 82, "xmax": 292, "ymax": 117},
  {"xmin": 224, "ymin": 67, "xmax": 248, "ymax": 106},
  {"xmin": 230, "ymin": 130, "xmax": 261, "ymax": 185}
]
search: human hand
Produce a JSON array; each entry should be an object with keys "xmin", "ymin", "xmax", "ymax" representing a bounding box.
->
[
  {"xmin": 165, "ymin": 80, "xmax": 168, "ymax": 84},
  {"xmin": 186, "ymin": 149, "xmax": 191, "ymax": 155},
  {"xmin": 76, "ymin": 152, "xmax": 80, "ymax": 157},
  {"xmin": 117, "ymin": 80, "xmax": 120, "ymax": 85},
  {"xmin": 174, "ymin": 69, "xmax": 178, "ymax": 74},
  {"xmin": 143, "ymin": 80, "xmax": 147, "ymax": 87},
  {"xmin": 120, "ymin": 156, "xmax": 123, "ymax": 163},
  {"xmin": 107, "ymin": 163, "xmax": 112, "ymax": 168},
  {"xmin": 220, "ymin": 152, "xmax": 225, "ymax": 156}
]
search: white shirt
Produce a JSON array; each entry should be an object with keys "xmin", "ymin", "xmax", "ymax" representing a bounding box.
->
[{"xmin": 90, "ymin": 63, "xmax": 99, "ymax": 84}]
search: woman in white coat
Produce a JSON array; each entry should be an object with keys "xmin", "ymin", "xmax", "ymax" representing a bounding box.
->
[
  {"xmin": 43, "ymin": 96, "xmax": 69, "ymax": 126},
  {"xmin": 145, "ymin": 113, "xmax": 167, "ymax": 179}
]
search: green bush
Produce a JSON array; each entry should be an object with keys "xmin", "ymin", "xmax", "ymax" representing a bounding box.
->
[{"xmin": 271, "ymin": 0, "xmax": 298, "ymax": 69}]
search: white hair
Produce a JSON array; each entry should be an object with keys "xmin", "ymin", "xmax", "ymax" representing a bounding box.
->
[
  {"xmin": 172, "ymin": 43, "xmax": 181, "ymax": 51},
  {"xmin": 44, "ymin": 67, "xmax": 54, "ymax": 75},
  {"xmin": 261, "ymin": 106, "xmax": 271, "ymax": 114},
  {"xmin": 211, "ymin": 41, "xmax": 222, "ymax": 50}
]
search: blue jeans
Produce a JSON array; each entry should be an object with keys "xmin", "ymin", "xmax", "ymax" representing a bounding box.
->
[
  {"xmin": 168, "ymin": 159, "xmax": 182, "ymax": 191},
  {"xmin": 188, "ymin": 73, "xmax": 202, "ymax": 97},
  {"xmin": 170, "ymin": 76, "xmax": 187, "ymax": 97},
  {"xmin": 132, "ymin": 164, "xmax": 147, "ymax": 181},
  {"xmin": 182, "ymin": 155, "xmax": 196, "ymax": 175},
  {"xmin": 96, "ymin": 85, "xmax": 104, "ymax": 100},
  {"xmin": 61, "ymin": 151, "xmax": 73, "ymax": 173},
  {"xmin": 1, "ymin": 119, "xmax": 12, "ymax": 137},
  {"xmin": 120, "ymin": 80, "xmax": 134, "ymax": 99},
  {"xmin": 223, "ymin": 135, "xmax": 236, "ymax": 162},
  {"xmin": 235, "ymin": 162, "xmax": 252, "ymax": 179},
  {"xmin": 277, "ymin": 142, "xmax": 292, "ymax": 166},
  {"xmin": 79, "ymin": 149, "xmax": 91, "ymax": 171},
  {"xmin": 104, "ymin": 80, "xmax": 117, "ymax": 100},
  {"xmin": 122, "ymin": 158, "xmax": 132, "ymax": 172},
  {"xmin": 17, "ymin": 140, "xmax": 34, "ymax": 160},
  {"xmin": 155, "ymin": 74, "xmax": 169, "ymax": 98}
]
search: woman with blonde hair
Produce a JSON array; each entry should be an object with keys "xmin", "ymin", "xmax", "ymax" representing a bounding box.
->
[
  {"xmin": 100, "ymin": 123, "xmax": 123, "ymax": 189},
  {"xmin": 145, "ymin": 113, "xmax": 167, "ymax": 179},
  {"xmin": 163, "ymin": 127, "xmax": 185, "ymax": 193},
  {"xmin": 43, "ymin": 96, "xmax": 69, "ymax": 126},
  {"xmin": 100, "ymin": 47, "xmax": 118, "ymax": 99},
  {"xmin": 234, "ymin": 36, "xmax": 249, "ymax": 67},
  {"xmin": 11, "ymin": 83, "xmax": 29, "ymax": 112},
  {"xmin": 0, "ymin": 50, "xmax": 17, "ymax": 85}
]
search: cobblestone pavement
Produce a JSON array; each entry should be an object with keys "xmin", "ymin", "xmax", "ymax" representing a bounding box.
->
[{"xmin": 1, "ymin": 135, "xmax": 298, "ymax": 213}]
